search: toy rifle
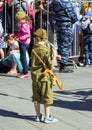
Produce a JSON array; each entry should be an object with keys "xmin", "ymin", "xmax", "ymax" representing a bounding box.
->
[{"xmin": 32, "ymin": 50, "xmax": 64, "ymax": 90}]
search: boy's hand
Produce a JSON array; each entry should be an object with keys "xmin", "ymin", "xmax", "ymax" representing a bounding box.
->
[{"xmin": 56, "ymin": 55, "xmax": 61, "ymax": 60}]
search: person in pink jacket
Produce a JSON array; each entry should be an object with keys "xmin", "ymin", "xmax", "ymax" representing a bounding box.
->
[
  {"xmin": 15, "ymin": 10, "xmax": 32, "ymax": 78},
  {"xmin": 27, "ymin": 0, "xmax": 35, "ymax": 19}
]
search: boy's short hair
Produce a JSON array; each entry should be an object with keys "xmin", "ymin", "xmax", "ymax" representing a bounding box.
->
[
  {"xmin": 4, "ymin": 34, "xmax": 10, "ymax": 42},
  {"xmin": 4, "ymin": 34, "xmax": 14, "ymax": 42}
]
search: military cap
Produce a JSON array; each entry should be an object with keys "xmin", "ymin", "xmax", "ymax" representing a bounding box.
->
[
  {"xmin": 85, "ymin": 11, "xmax": 92, "ymax": 18},
  {"xmin": 15, "ymin": 11, "xmax": 26, "ymax": 21},
  {"xmin": 34, "ymin": 28, "xmax": 47, "ymax": 39}
]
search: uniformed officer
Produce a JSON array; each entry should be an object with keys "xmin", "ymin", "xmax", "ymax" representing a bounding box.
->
[{"xmin": 50, "ymin": 0, "xmax": 78, "ymax": 72}]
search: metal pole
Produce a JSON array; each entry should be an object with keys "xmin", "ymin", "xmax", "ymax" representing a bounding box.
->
[
  {"xmin": 4, "ymin": 1, "xmax": 7, "ymax": 56},
  {"xmin": 12, "ymin": 3, "xmax": 14, "ymax": 33},
  {"xmin": 33, "ymin": 0, "xmax": 36, "ymax": 31},
  {"xmin": 40, "ymin": 0, "xmax": 42, "ymax": 28},
  {"xmin": 46, "ymin": 1, "xmax": 49, "ymax": 42},
  {"xmin": 4, "ymin": 1, "xmax": 6, "ymax": 34}
]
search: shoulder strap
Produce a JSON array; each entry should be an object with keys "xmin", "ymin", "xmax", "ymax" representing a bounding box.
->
[
  {"xmin": 32, "ymin": 50, "xmax": 46, "ymax": 69},
  {"xmin": 32, "ymin": 50, "xmax": 64, "ymax": 90}
]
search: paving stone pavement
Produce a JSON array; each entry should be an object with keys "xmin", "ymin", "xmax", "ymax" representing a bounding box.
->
[{"xmin": 0, "ymin": 67, "xmax": 92, "ymax": 130}]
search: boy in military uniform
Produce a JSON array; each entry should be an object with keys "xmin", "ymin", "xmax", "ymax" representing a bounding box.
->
[{"xmin": 31, "ymin": 28, "xmax": 58, "ymax": 123}]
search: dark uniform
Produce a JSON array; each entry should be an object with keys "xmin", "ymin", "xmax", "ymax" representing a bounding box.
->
[
  {"xmin": 50, "ymin": 0, "xmax": 78, "ymax": 72},
  {"xmin": 31, "ymin": 43, "xmax": 53, "ymax": 104}
]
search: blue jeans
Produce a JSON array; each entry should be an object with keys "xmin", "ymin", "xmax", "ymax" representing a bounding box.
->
[
  {"xmin": 19, "ymin": 43, "xmax": 29, "ymax": 74},
  {"xmin": 83, "ymin": 38, "xmax": 92, "ymax": 65}
]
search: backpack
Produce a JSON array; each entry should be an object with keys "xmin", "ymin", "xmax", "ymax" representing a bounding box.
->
[{"xmin": 82, "ymin": 22, "xmax": 92, "ymax": 37}]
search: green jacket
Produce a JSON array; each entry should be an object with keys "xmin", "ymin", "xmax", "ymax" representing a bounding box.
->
[{"xmin": 31, "ymin": 43, "xmax": 53, "ymax": 82}]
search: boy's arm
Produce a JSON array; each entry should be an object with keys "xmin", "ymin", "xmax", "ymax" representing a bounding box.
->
[{"xmin": 44, "ymin": 49, "xmax": 53, "ymax": 70}]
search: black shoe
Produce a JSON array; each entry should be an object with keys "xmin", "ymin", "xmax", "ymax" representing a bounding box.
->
[{"xmin": 59, "ymin": 66, "xmax": 74, "ymax": 73}]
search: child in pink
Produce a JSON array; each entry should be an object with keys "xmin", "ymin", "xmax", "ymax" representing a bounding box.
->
[{"xmin": 15, "ymin": 10, "xmax": 32, "ymax": 78}]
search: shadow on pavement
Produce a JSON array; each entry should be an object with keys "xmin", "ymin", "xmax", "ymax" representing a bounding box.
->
[
  {"xmin": 0, "ymin": 109, "xmax": 35, "ymax": 121},
  {"xmin": 0, "ymin": 92, "xmax": 32, "ymax": 101},
  {"xmin": 53, "ymin": 89, "xmax": 92, "ymax": 111},
  {"xmin": 0, "ymin": 73, "xmax": 17, "ymax": 78}
]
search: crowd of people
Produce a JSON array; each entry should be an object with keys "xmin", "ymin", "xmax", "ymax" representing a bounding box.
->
[
  {"xmin": 0, "ymin": 0, "xmax": 92, "ymax": 73},
  {"xmin": 0, "ymin": 0, "xmax": 92, "ymax": 124}
]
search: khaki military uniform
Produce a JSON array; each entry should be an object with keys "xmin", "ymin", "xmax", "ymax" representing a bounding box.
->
[{"xmin": 31, "ymin": 43, "xmax": 53, "ymax": 104}]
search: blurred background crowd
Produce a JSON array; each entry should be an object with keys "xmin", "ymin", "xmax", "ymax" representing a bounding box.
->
[{"xmin": 0, "ymin": 0, "xmax": 92, "ymax": 74}]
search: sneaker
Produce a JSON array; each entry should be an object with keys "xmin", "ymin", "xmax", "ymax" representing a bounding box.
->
[
  {"xmin": 17, "ymin": 74, "xmax": 29, "ymax": 78},
  {"xmin": 35, "ymin": 114, "xmax": 42, "ymax": 122},
  {"xmin": 44, "ymin": 116, "xmax": 58, "ymax": 124}
]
